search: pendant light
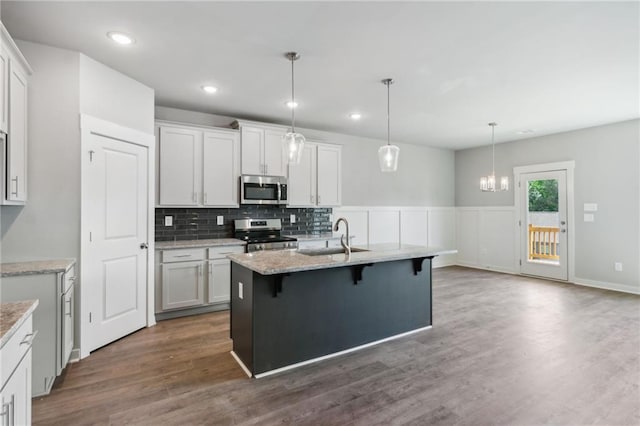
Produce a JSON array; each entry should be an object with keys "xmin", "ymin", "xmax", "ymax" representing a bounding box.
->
[
  {"xmin": 282, "ymin": 52, "xmax": 305, "ymax": 165},
  {"xmin": 378, "ymin": 78, "xmax": 400, "ymax": 172},
  {"xmin": 480, "ymin": 122, "xmax": 509, "ymax": 192}
]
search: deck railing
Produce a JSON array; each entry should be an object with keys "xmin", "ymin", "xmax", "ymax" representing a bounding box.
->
[{"xmin": 528, "ymin": 225, "xmax": 560, "ymax": 260}]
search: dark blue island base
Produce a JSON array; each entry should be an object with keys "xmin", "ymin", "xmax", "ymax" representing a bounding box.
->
[{"xmin": 230, "ymin": 257, "xmax": 433, "ymax": 377}]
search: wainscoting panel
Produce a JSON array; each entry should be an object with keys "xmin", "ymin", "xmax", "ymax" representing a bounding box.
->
[
  {"xmin": 333, "ymin": 206, "xmax": 456, "ymax": 267},
  {"xmin": 456, "ymin": 207, "xmax": 517, "ymax": 274}
]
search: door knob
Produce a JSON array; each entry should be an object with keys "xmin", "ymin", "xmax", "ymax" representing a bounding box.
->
[
  {"xmin": 140, "ymin": 243, "xmax": 149, "ymax": 249},
  {"xmin": 560, "ymin": 221, "xmax": 566, "ymax": 225},
  {"xmin": 561, "ymin": 229, "xmax": 566, "ymax": 233}
]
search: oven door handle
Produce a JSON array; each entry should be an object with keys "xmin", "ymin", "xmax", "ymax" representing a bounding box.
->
[{"xmin": 277, "ymin": 183, "xmax": 282, "ymax": 203}]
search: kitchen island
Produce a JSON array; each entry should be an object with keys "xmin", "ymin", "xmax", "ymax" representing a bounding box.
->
[{"xmin": 228, "ymin": 244, "xmax": 456, "ymax": 377}]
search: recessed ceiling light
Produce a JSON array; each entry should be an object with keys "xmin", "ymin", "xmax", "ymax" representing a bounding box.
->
[
  {"xmin": 349, "ymin": 113, "xmax": 362, "ymax": 120},
  {"xmin": 202, "ymin": 85, "xmax": 218, "ymax": 94},
  {"xmin": 517, "ymin": 129, "xmax": 535, "ymax": 135},
  {"xmin": 286, "ymin": 101, "xmax": 298, "ymax": 109},
  {"xmin": 107, "ymin": 31, "xmax": 135, "ymax": 45}
]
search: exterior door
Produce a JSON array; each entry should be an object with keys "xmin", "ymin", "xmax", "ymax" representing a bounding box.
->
[
  {"xmin": 520, "ymin": 170, "xmax": 568, "ymax": 280},
  {"xmin": 85, "ymin": 133, "xmax": 148, "ymax": 352}
]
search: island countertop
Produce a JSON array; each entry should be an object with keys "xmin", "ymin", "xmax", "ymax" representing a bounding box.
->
[{"xmin": 227, "ymin": 244, "xmax": 457, "ymax": 275}]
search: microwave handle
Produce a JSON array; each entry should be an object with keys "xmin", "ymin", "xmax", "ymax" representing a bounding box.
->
[{"xmin": 277, "ymin": 183, "xmax": 282, "ymax": 202}]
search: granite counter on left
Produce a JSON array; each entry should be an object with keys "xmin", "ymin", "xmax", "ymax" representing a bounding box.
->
[
  {"xmin": 0, "ymin": 258, "xmax": 76, "ymax": 277},
  {"xmin": 0, "ymin": 300, "xmax": 39, "ymax": 348}
]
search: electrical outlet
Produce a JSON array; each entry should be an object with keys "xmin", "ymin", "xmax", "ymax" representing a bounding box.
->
[
  {"xmin": 238, "ymin": 282, "xmax": 244, "ymax": 299},
  {"xmin": 615, "ymin": 262, "xmax": 623, "ymax": 272},
  {"xmin": 584, "ymin": 213, "xmax": 595, "ymax": 222},
  {"xmin": 164, "ymin": 216, "xmax": 173, "ymax": 227},
  {"xmin": 584, "ymin": 203, "xmax": 598, "ymax": 212},
  {"xmin": 217, "ymin": 215, "xmax": 224, "ymax": 225},
  {"xmin": 290, "ymin": 214, "xmax": 296, "ymax": 224}
]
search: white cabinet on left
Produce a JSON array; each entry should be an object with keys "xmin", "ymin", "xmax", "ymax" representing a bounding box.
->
[
  {"xmin": 1, "ymin": 23, "xmax": 32, "ymax": 205},
  {"xmin": 0, "ymin": 308, "xmax": 35, "ymax": 426},
  {"xmin": 156, "ymin": 121, "xmax": 240, "ymax": 207}
]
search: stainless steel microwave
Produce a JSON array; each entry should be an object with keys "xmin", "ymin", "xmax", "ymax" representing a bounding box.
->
[{"xmin": 240, "ymin": 175, "xmax": 288, "ymax": 205}]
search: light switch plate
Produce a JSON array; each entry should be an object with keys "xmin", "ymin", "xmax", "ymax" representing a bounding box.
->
[
  {"xmin": 217, "ymin": 215, "xmax": 224, "ymax": 225},
  {"xmin": 164, "ymin": 216, "xmax": 173, "ymax": 226},
  {"xmin": 584, "ymin": 203, "xmax": 598, "ymax": 212},
  {"xmin": 290, "ymin": 214, "xmax": 296, "ymax": 224},
  {"xmin": 615, "ymin": 262, "xmax": 623, "ymax": 272},
  {"xmin": 584, "ymin": 213, "xmax": 595, "ymax": 222}
]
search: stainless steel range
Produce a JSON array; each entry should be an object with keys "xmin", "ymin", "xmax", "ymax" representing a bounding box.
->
[{"xmin": 234, "ymin": 218, "xmax": 298, "ymax": 252}]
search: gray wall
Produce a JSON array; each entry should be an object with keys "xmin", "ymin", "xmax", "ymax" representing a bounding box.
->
[
  {"xmin": 455, "ymin": 119, "xmax": 640, "ymax": 289},
  {"xmin": 1, "ymin": 41, "xmax": 81, "ymax": 262},
  {"xmin": 155, "ymin": 106, "xmax": 456, "ymax": 207}
]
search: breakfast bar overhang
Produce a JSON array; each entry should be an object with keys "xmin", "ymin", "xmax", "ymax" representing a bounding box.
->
[{"xmin": 228, "ymin": 245, "xmax": 456, "ymax": 377}]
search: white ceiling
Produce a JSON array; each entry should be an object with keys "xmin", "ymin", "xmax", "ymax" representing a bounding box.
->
[{"xmin": 2, "ymin": 1, "xmax": 638, "ymax": 149}]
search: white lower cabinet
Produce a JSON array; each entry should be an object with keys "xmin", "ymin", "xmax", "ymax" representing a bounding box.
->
[
  {"xmin": 1, "ymin": 314, "xmax": 34, "ymax": 426},
  {"xmin": 0, "ymin": 263, "xmax": 76, "ymax": 396},
  {"xmin": 156, "ymin": 245, "xmax": 244, "ymax": 316}
]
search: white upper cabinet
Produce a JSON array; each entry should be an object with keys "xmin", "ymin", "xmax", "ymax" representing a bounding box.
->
[
  {"xmin": 159, "ymin": 126, "xmax": 200, "ymax": 206},
  {"xmin": 156, "ymin": 122, "xmax": 240, "ymax": 207},
  {"xmin": 202, "ymin": 130, "xmax": 240, "ymax": 207},
  {"xmin": 0, "ymin": 45, "xmax": 8, "ymax": 133},
  {"xmin": 234, "ymin": 120, "xmax": 287, "ymax": 177},
  {"xmin": 288, "ymin": 143, "xmax": 316, "ymax": 207},
  {"xmin": 1, "ymin": 23, "xmax": 32, "ymax": 205},
  {"xmin": 288, "ymin": 142, "xmax": 342, "ymax": 207},
  {"xmin": 317, "ymin": 144, "xmax": 342, "ymax": 207}
]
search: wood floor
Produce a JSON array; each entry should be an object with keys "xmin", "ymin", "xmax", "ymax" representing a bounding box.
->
[{"xmin": 34, "ymin": 266, "xmax": 640, "ymax": 425}]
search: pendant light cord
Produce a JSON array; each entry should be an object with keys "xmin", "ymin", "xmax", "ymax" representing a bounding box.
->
[
  {"xmin": 291, "ymin": 57, "xmax": 296, "ymax": 132},
  {"xmin": 386, "ymin": 81, "xmax": 390, "ymax": 146},
  {"xmin": 491, "ymin": 124, "xmax": 495, "ymax": 175}
]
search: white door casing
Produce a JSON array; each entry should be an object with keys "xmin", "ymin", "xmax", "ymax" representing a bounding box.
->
[
  {"xmin": 80, "ymin": 115, "xmax": 155, "ymax": 358},
  {"xmin": 514, "ymin": 161, "xmax": 575, "ymax": 282}
]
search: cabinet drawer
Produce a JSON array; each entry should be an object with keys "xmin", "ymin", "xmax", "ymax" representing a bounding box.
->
[
  {"xmin": 1, "ymin": 315, "xmax": 33, "ymax": 389},
  {"xmin": 162, "ymin": 248, "xmax": 206, "ymax": 263},
  {"xmin": 63, "ymin": 264, "xmax": 76, "ymax": 293},
  {"xmin": 208, "ymin": 245, "xmax": 245, "ymax": 259}
]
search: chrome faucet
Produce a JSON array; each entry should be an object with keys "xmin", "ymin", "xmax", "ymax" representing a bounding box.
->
[{"xmin": 333, "ymin": 217, "xmax": 351, "ymax": 256}]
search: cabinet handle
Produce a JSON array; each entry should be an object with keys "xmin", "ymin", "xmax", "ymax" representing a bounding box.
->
[
  {"xmin": 317, "ymin": 195, "xmax": 321, "ymax": 205},
  {"xmin": 192, "ymin": 192, "xmax": 197, "ymax": 203},
  {"xmin": 265, "ymin": 164, "xmax": 268, "ymax": 174},
  {"xmin": 10, "ymin": 176, "xmax": 18, "ymax": 196},
  {"xmin": 310, "ymin": 195, "xmax": 314, "ymax": 204},
  {"xmin": 1, "ymin": 395, "xmax": 14, "ymax": 426},
  {"xmin": 65, "ymin": 298, "xmax": 73, "ymax": 317},
  {"xmin": 20, "ymin": 330, "xmax": 38, "ymax": 347},
  {"xmin": 173, "ymin": 254, "xmax": 192, "ymax": 258},
  {"xmin": 204, "ymin": 193, "xmax": 208, "ymax": 204}
]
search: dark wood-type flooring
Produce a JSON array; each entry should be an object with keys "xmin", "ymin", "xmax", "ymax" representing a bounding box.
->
[{"xmin": 33, "ymin": 266, "xmax": 640, "ymax": 425}]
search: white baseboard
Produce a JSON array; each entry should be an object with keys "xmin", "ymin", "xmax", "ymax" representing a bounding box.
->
[
  {"xmin": 455, "ymin": 262, "xmax": 518, "ymax": 275},
  {"xmin": 573, "ymin": 277, "xmax": 640, "ymax": 295},
  {"xmin": 69, "ymin": 348, "xmax": 81, "ymax": 363}
]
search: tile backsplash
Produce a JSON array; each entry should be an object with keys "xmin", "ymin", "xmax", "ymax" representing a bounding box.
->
[{"xmin": 155, "ymin": 205, "xmax": 333, "ymax": 241}]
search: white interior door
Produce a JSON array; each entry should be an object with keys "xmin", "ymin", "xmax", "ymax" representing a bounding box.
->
[
  {"xmin": 85, "ymin": 133, "xmax": 148, "ymax": 352},
  {"xmin": 520, "ymin": 170, "xmax": 568, "ymax": 280}
]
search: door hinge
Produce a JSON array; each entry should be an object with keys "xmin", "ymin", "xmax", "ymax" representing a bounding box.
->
[
  {"xmin": 519, "ymin": 259, "xmax": 522, "ymax": 266},
  {"xmin": 518, "ymin": 220, "xmax": 521, "ymax": 226},
  {"xmin": 89, "ymin": 150, "xmax": 95, "ymax": 162},
  {"xmin": 89, "ymin": 312, "xmax": 92, "ymax": 323},
  {"xmin": 89, "ymin": 231, "xmax": 92, "ymax": 242}
]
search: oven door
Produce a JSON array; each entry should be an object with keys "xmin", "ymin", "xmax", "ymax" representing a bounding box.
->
[{"xmin": 240, "ymin": 175, "xmax": 287, "ymax": 205}]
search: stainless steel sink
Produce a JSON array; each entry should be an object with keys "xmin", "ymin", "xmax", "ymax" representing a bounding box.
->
[{"xmin": 296, "ymin": 247, "xmax": 369, "ymax": 256}]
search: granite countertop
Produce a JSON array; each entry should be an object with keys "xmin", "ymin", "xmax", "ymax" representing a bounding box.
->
[
  {"xmin": 227, "ymin": 244, "xmax": 457, "ymax": 275},
  {"xmin": 155, "ymin": 238, "xmax": 246, "ymax": 250},
  {"xmin": 291, "ymin": 233, "xmax": 354, "ymax": 242},
  {"xmin": 0, "ymin": 300, "xmax": 39, "ymax": 348},
  {"xmin": 0, "ymin": 258, "xmax": 76, "ymax": 277}
]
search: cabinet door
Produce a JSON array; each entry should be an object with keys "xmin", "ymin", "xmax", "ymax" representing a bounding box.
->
[
  {"xmin": 264, "ymin": 129, "xmax": 287, "ymax": 176},
  {"xmin": 0, "ymin": 349, "xmax": 32, "ymax": 426},
  {"xmin": 61, "ymin": 285, "xmax": 74, "ymax": 369},
  {"xmin": 7, "ymin": 60, "xmax": 28, "ymax": 202},
  {"xmin": 208, "ymin": 259, "xmax": 231, "ymax": 304},
  {"xmin": 203, "ymin": 131, "xmax": 239, "ymax": 207},
  {"xmin": 240, "ymin": 126, "xmax": 264, "ymax": 175},
  {"xmin": 317, "ymin": 145, "xmax": 342, "ymax": 206},
  {"xmin": 161, "ymin": 261, "xmax": 205, "ymax": 310},
  {"xmin": 0, "ymin": 47, "xmax": 8, "ymax": 133},
  {"xmin": 158, "ymin": 127, "xmax": 200, "ymax": 206},
  {"xmin": 288, "ymin": 143, "xmax": 316, "ymax": 207}
]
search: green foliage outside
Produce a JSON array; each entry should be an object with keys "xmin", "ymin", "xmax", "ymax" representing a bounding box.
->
[{"xmin": 528, "ymin": 179, "xmax": 558, "ymax": 212}]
